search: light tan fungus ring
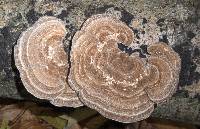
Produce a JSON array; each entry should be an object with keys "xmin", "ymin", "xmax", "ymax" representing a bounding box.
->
[
  {"xmin": 14, "ymin": 16, "xmax": 83, "ymax": 107},
  {"xmin": 69, "ymin": 14, "xmax": 181, "ymax": 122}
]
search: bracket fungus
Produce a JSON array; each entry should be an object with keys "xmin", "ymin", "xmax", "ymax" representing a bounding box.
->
[
  {"xmin": 14, "ymin": 16, "xmax": 83, "ymax": 107},
  {"xmin": 69, "ymin": 14, "xmax": 181, "ymax": 123}
]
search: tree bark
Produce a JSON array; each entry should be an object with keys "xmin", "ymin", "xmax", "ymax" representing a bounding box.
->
[{"xmin": 0, "ymin": 0, "xmax": 200, "ymax": 124}]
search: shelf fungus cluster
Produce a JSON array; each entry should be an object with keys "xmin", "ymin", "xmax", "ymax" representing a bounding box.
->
[
  {"xmin": 14, "ymin": 16, "xmax": 82, "ymax": 107},
  {"xmin": 15, "ymin": 15, "xmax": 181, "ymax": 123},
  {"xmin": 69, "ymin": 14, "xmax": 181, "ymax": 123}
]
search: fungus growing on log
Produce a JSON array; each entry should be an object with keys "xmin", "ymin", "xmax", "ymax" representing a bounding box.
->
[
  {"xmin": 69, "ymin": 14, "xmax": 181, "ymax": 123},
  {"xmin": 14, "ymin": 16, "xmax": 82, "ymax": 107}
]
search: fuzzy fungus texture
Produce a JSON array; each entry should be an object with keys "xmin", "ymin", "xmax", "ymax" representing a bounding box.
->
[
  {"xmin": 14, "ymin": 16, "xmax": 83, "ymax": 107},
  {"xmin": 69, "ymin": 14, "xmax": 181, "ymax": 123}
]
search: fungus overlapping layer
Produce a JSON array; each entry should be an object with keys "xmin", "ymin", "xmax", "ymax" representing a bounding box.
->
[
  {"xmin": 69, "ymin": 14, "xmax": 181, "ymax": 122},
  {"xmin": 14, "ymin": 16, "xmax": 82, "ymax": 107}
]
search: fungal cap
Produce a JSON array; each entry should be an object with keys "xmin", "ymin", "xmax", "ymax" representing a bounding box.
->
[
  {"xmin": 15, "ymin": 16, "xmax": 82, "ymax": 107},
  {"xmin": 69, "ymin": 14, "xmax": 181, "ymax": 122}
]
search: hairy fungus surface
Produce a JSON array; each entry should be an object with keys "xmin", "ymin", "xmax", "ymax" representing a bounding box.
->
[
  {"xmin": 14, "ymin": 16, "xmax": 82, "ymax": 107},
  {"xmin": 69, "ymin": 14, "xmax": 181, "ymax": 123}
]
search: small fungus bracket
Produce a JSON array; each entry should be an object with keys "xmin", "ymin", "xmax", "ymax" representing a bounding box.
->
[{"xmin": 14, "ymin": 16, "xmax": 83, "ymax": 107}]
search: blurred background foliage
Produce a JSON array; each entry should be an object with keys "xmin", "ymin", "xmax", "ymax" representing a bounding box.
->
[{"xmin": 0, "ymin": 100, "xmax": 199, "ymax": 129}]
